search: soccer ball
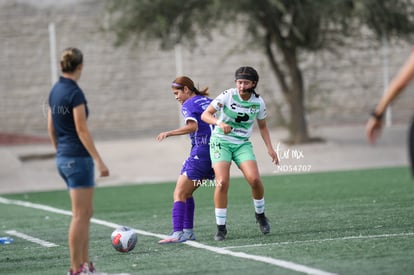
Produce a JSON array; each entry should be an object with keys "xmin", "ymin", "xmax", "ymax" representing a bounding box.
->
[{"xmin": 111, "ymin": 226, "xmax": 138, "ymax": 253}]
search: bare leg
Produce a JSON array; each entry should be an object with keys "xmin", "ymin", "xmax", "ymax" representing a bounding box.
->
[
  {"xmin": 239, "ymin": 160, "xmax": 270, "ymax": 234},
  {"xmin": 173, "ymin": 175, "xmax": 198, "ymax": 202},
  {"xmin": 213, "ymin": 161, "xmax": 231, "ymax": 208},
  {"xmin": 68, "ymin": 187, "xmax": 94, "ymax": 271},
  {"xmin": 239, "ymin": 160, "xmax": 264, "ymax": 199}
]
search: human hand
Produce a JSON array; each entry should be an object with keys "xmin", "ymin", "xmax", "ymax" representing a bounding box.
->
[
  {"xmin": 269, "ymin": 149, "xmax": 279, "ymax": 165},
  {"xmin": 365, "ymin": 117, "xmax": 383, "ymax": 144},
  {"xmin": 97, "ymin": 160, "xmax": 109, "ymax": 177},
  {"xmin": 217, "ymin": 122, "xmax": 232, "ymax": 134},
  {"xmin": 157, "ymin": 132, "xmax": 169, "ymax": 142}
]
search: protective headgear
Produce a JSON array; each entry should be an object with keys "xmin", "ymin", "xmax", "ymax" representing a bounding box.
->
[
  {"xmin": 235, "ymin": 66, "xmax": 259, "ymax": 84},
  {"xmin": 235, "ymin": 66, "xmax": 260, "ymax": 97}
]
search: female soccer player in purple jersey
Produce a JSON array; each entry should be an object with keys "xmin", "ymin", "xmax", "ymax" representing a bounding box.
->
[{"xmin": 157, "ymin": 76, "xmax": 215, "ymax": 243}]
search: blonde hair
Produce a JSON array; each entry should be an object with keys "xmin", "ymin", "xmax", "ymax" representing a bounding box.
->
[
  {"xmin": 172, "ymin": 76, "xmax": 209, "ymax": 96},
  {"xmin": 60, "ymin": 47, "xmax": 83, "ymax": 73}
]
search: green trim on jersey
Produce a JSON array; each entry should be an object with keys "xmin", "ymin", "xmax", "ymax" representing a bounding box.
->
[{"xmin": 211, "ymin": 88, "xmax": 267, "ymax": 144}]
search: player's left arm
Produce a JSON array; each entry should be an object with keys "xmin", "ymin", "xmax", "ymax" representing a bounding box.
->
[
  {"xmin": 366, "ymin": 49, "xmax": 414, "ymax": 144},
  {"xmin": 257, "ymin": 118, "xmax": 279, "ymax": 165}
]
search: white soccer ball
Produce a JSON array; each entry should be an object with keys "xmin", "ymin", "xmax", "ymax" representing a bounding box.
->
[{"xmin": 111, "ymin": 226, "xmax": 138, "ymax": 253}]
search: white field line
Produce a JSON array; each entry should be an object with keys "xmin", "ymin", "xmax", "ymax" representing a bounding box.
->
[
  {"xmin": 223, "ymin": 232, "xmax": 414, "ymax": 250},
  {"xmin": 5, "ymin": 229, "xmax": 58, "ymax": 247},
  {"xmin": 0, "ymin": 197, "xmax": 336, "ymax": 275}
]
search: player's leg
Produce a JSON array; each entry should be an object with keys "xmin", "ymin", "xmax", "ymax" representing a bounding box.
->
[
  {"xmin": 183, "ymin": 196, "xmax": 196, "ymax": 240},
  {"xmin": 68, "ymin": 187, "xmax": 94, "ymax": 272},
  {"xmin": 159, "ymin": 174, "xmax": 197, "ymax": 244},
  {"xmin": 213, "ymin": 161, "xmax": 231, "ymax": 208},
  {"xmin": 174, "ymin": 174, "xmax": 199, "ymax": 235},
  {"xmin": 57, "ymin": 156, "xmax": 94, "ymax": 273},
  {"xmin": 182, "ymin": 150, "xmax": 215, "ymax": 241},
  {"xmin": 212, "ymin": 161, "xmax": 231, "ymax": 240},
  {"xmin": 239, "ymin": 160, "xmax": 264, "ymax": 199},
  {"xmin": 236, "ymin": 143, "xmax": 270, "ymax": 235},
  {"xmin": 209, "ymin": 137, "xmax": 232, "ymax": 240}
]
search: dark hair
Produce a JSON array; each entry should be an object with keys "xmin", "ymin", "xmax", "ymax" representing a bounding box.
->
[
  {"xmin": 235, "ymin": 66, "xmax": 259, "ymax": 83},
  {"xmin": 60, "ymin": 47, "xmax": 83, "ymax": 73},
  {"xmin": 235, "ymin": 66, "xmax": 260, "ymax": 97},
  {"xmin": 172, "ymin": 76, "xmax": 209, "ymax": 96}
]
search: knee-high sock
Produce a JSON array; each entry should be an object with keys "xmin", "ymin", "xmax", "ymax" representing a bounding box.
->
[
  {"xmin": 215, "ymin": 208, "xmax": 227, "ymax": 225},
  {"xmin": 253, "ymin": 198, "xmax": 265, "ymax": 214},
  {"xmin": 172, "ymin": 201, "xmax": 185, "ymax": 232},
  {"xmin": 183, "ymin": 197, "xmax": 195, "ymax": 230}
]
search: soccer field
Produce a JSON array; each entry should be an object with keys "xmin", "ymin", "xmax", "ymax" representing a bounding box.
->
[{"xmin": 1, "ymin": 167, "xmax": 414, "ymax": 275}]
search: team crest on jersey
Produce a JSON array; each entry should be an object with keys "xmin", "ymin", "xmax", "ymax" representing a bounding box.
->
[
  {"xmin": 214, "ymin": 150, "xmax": 221, "ymax": 159},
  {"xmin": 249, "ymin": 105, "xmax": 258, "ymax": 114}
]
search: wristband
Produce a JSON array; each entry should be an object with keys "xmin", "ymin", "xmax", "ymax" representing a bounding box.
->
[
  {"xmin": 215, "ymin": 120, "xmax": 221, "ymax": 126},
  {"xmin": 370, "ymin": 109, "xmax": 384, "ymax": 120}
]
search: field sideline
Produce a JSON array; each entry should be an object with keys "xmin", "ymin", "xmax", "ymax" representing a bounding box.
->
[{"xmin": 1, "ymin": 166, "xmax": 414, "ymax": 274}]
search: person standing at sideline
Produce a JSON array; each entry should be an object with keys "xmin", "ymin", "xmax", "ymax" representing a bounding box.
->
[
  {"xmin": 366, "ymin": 47, "xmax": 414, "ymax": 174},
  {"xmin": 48, "ymin": 47, "xmax": 109, "ymax": 275},
  {"xmin": 201, "ymin": 66, "xmax": 279, "ymax": 241},
  {"xmin": 157, "ymin": 76, "xmax": 215, "ymax": 243}
]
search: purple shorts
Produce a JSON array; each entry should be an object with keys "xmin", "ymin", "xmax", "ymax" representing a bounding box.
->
[{"xmin": 180, "ymin": 145, "xmax": 214, "ymax": 180}]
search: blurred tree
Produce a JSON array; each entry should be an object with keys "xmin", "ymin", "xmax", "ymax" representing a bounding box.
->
[{"xmin": 105, "ymin": 0, "xmax": 414, "ymax": 144}]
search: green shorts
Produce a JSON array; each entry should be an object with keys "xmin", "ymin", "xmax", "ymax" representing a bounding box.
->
[{"xmin": 209, "ymin": 136, "xmax": 256, "ymax": 166}]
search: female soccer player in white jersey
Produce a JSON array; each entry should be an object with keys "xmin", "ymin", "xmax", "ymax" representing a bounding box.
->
[{"xmin": 201, "ymin": 66, "xmax": 279, "ymax": 241}]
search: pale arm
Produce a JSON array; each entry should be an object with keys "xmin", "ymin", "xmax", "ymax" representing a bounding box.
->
[
  {"xmin": 157, "ymin": 120, "xmax": 198, "ymax": 142},
  {"xmin": 47, "ymin": 108, "xmax": 57, "ymax": 150},
  {"xmin": 257, "ymin": 118, "xmax": 279, "ymax": 165},
  {"xmin": 201, "ymin": 105, "xmax": 232, "ymax": 134},
  {"xmin": 366, "ymin": 49, "xmax": 414, "ymax": 144},
  {"xmin": 73, "ymin": 104, "xmax": 109, "ymax": 177}
]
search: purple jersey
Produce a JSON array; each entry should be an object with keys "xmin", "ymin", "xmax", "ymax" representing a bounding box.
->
[
  {"xmin": 181, "ymin": 95, "xmax": 213, "ymax": 146},
  {"xmin": 180, "ymin": 95, "xmax": 214, "ymax": 180}
]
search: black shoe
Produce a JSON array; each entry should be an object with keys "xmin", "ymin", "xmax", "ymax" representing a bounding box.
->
[
  {"xmin": 255, "ymin": 213, "xmax": 270, "ymax": 234},
  {"xmin": 214, "ymin": 225, "xmax": 227, "ymax": 241}
]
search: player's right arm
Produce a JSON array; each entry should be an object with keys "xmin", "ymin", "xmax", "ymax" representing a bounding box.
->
[
  {"xmin": 202, "ymin": 104, "xmax": 232, "ymax": 134},
  {"xmin": 156, "ymin": 120, "xmax": 198, "ymax": 141},
  {"xmin": 47, "ymin": 108, "xmax": 57, "ymax": 150}
]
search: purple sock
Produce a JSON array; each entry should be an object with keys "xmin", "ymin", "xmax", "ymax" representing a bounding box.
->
[
  {"xmin": 172, "ymin": 201, "xmax": 185, "ymax": 232},
  {"xmin": 183, "ymin": 197, "xmax": 195, "ymax": 230}
]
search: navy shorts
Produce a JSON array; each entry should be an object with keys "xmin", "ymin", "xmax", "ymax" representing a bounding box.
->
[
  {"xmin": 56, "ymin": 156, "xmax": 95, "ymax": 189},
  {"xmin": 180, "ymin": 145, "xmax": 215, "ymax": 181}
]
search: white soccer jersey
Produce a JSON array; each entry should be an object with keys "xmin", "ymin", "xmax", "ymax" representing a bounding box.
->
[{"xmin": 211, "ymin": 88, "xmax": 267, "ymax": 144}]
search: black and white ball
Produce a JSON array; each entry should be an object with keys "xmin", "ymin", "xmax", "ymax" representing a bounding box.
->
[{"xmin": 111, "ymin": 226, "xmax": 138, "ymax": 253}]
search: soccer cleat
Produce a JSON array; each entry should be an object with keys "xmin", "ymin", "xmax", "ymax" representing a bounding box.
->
[
  {"xmin": 67, "ymin": 264, "xmax": 89, "ymax": 275},
  {"xmin": 183, "ymin": 230, "xmax": 196, "ymax": 241},
  {"xmin": 214, "ymin": 225, "xmax": 227, "ymax": 241},
  {"xmin": 85, "ymin": 262, "xmax": 109, "ymax": 275},
  {"xmin": 255, "ymin": 212, "xmax": 270, "ymax": 234},
  {"xmin": 158, "ymin": 231, "xmax": 186, "ymax": 244},
  {"xmin": 86, "ymin": 262, "xmax": 95, "ymax": 273}
]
